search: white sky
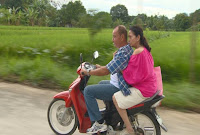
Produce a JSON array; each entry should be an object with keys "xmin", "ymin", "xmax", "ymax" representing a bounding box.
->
[{"xmin": 53, "ymin": 0, "xmax": 200, "ymax": 19}]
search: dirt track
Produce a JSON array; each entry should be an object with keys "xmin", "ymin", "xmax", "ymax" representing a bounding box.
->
[{"xmin": 0, "ymin": 82, "xmax": 199, "ymax": 135}]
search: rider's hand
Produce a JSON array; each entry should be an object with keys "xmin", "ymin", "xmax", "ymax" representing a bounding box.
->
[
  {"xmin": 80, "ymin": 68, "xmax": 88, "ymax": 76},
  {"xmin": 113, "ymin": 51, "xmax": 117, "ymax": 58},
  {"xmin": 95, "ymin": 64, "xmax": 101, "ymax": 69}
]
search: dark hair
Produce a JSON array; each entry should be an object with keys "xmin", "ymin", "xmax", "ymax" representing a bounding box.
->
[
  {"xmin": 129, "ymin": 26, "xmax": 151, "ymax": 52},
  {"xmin": 115, "ymin": 25, "xmax": 127, "ymax": 40}
]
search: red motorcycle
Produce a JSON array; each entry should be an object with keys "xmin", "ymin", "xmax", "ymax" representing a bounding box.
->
[{"xmin": 47, "ymin": 51, "xmax": 168, "ymax": 135}]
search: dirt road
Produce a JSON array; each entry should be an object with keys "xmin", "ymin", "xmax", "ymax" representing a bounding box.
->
[{"xmin": 0, "ymin": 82, "xmax": 199, "ymax": 135}]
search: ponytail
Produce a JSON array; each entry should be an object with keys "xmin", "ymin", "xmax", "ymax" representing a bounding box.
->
[
  {"xmin": 129, "ymin": 26, "xmax": 151, "ymax": 52},
  {"xmin": 141, "ymin": 36, "xmax": 151, "ymax": 52}
]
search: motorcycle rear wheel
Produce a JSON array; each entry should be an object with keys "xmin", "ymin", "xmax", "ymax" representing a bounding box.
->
[
  {"xmin": 47, "ymin": 99, "xmax": 78, "ymax": 135},
  {"xmin": 129, "ymin": 112, "xmax": 161, "ymax": 135}
]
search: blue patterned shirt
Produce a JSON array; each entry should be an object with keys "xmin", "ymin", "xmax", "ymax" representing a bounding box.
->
[{"xmin": 106, "ymin": 44, "xmax": 133, "ymax": 96}]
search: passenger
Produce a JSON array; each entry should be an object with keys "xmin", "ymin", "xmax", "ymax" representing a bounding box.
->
[{"xmin": 113, "ymin": 26, "xmax": 157, "ymax": 135}]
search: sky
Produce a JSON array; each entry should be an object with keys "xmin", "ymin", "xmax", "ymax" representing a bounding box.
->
[{"xmin": 53, "ymin": 0, "xmax": 200, "ymax": 19}]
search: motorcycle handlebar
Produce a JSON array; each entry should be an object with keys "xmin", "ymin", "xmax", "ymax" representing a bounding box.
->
[{"xmin": 76, "ymin": 62, "xmax": 96, "ymax": 75}]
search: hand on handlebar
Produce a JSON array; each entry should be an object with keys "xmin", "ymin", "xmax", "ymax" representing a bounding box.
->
[
  {"xmin": 80, "ymin": 68, "xmax": 88, "ymax": 77},
  {"xmin": 95, "ymin": 64, "xmax": 101, "ymax": 69},
  {"xmin": 80, "ymin": 62, "xmax": 97, "ymax": 76}
]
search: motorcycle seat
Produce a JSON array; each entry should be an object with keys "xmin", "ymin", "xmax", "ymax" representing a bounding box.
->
[
  {"xmin": 128, "ymin": 90, "xmax": 164, "ymax": 110},
  {"xmin": 140, "ymin": 90, "xmax": 161, "ymax": 104}
]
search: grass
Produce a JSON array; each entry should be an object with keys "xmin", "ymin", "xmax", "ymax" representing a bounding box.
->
[
  {"xmin": 0, "ymin": 26, "xmax": 115, "ymax": 67},
  {"xmin": 0, "ymin": 56, "xmax": 109, "ymax": 89},
  {"xmin": 163, "ymin": 82, "xmax": 200, "ymax": 113},
  {"xmin": 0, "ymin": 25, "xmax": 200, "ymax": 112},
  {"xmin": 151, "ymin": 32, "xmax": 200, "ymax": 82}
]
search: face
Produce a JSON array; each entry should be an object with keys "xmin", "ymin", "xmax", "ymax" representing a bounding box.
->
[
  {"xmin": 112, "ymin": 27, "xmax": 122, "ymax": 48},
  {"xmin": 128, "ymin": 30, "xmax": 140, "ymax": 48}
]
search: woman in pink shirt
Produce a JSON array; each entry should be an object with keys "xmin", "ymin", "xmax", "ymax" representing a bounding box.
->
[{"xmin": 113, "ymin": 26, "xmax": 157, "ymax": 135}]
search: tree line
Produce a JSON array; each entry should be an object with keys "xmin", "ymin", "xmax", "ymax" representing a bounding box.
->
[{"xmin": 0, "ymin": 0, "xmax": 200, "ymax": 31}]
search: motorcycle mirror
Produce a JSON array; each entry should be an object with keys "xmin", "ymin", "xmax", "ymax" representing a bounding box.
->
[
  {"xmin": 80, "ymin": 53, "xmax": 83, "ymax": 68},
  {"xmin": 93, "ymin": 51, "xmax": 99, "ymax": 59}
]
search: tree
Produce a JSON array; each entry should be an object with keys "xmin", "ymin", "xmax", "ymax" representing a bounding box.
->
[
  {"xmin": 78, "ymin": 13, "xmax": 91, "ymax": 28},
  {"xmin": 146, "ymin": 16, "xmax": 155, "ymax": 30},
  {"xmin": 190, "ymin": 9, "xmax": 200, "ymax": 25},
  {"xmin": 146, "ymin": 15, "xmax": 174, "ymax": 31},
  {"xmin": 174, "ymin": 13, "xmax": 191, "ymax": 31},
  {"xmin": 0, "ymin": 8, "xmax": 11, "ymax": 25},
  {"xmin": 30, "ymin": 0, "xmax": 51, "ymax": 26},
  {"xmin": 24, "ymin": 7, "xmax": 38, "ymax": 26},
  {"xmin": 94, "ymin": 12, "xmax": 112, "ymax": 28},
  {"xmin": 79, "ymin": 11, "xmax": 112, "ymax": 36},
  {"xmin": 45, "ymin": 6, "xmax": 59, "ymax": 27},
  {"xmin": 89, "ymin": 11, "xmax": 112, "ymax": 35},
  {"xmin": 22, "ymin": 0, "xmax": 34, "ymax": 9},
  {"xmin": 137, "ymin": 14, "xmax": 147, "ymax": 25},
  {"xmin": 155, "ymin": 15, "xmax": 168, "ymax": 30},
  {"xmin": 112, "ymin": 18, "xmax": 124, "ymax": 28},
  {"xmin": 16, "ymin": 10, "xmax": 24, "ymax": 25},
  {"xmin": 110, "ymin": 4, "xmax": 128, "ymax": 24},
  {"xmin": 59, "ymin": 0, "xmax": 86, "ymax": 27},
  {"xmin": 9, "ymin": 7, "xmax": 21, "ymax": 25},
  {"xmin": 165, "ymin": 18, "xmax": 174, "ymax": 30},
  {"xmin": 0, "ymin": 0, "xmax": 23, "ymax": 9},
  {"xmin": 131, "ymin": 17, "xmax": 144, "ymax": 28},
  {"xmin": 128, "ymin": 15, "xmax": 135, "ymax": 24},
  {"xmin": 0, "ymin": 0, "xmax": 60, "ymax": 27},
  {"xmin": 0, "ymin": 0, "xmax": 34, "ymax": 10}
]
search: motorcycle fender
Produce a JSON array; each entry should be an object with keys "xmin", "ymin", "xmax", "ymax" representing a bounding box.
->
[
  {"xmin": 151, "ymin": 110, "xmax": 168, "ymax": 132},
  {"xmin": 54, "ymin": 91, "xmax": 72, "ymax": 107}
]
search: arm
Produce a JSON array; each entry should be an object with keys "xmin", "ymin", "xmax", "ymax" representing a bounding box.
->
[
  {"xmin": 80, "ymin": 66, "xmax": 110, "ymax": 76},
  {"xmin": 107, "ymin": 45, "xmax": 133, "ymax": 74},
  {"xmin": 90, "ymin": 66, "xmax": 110, "ymax": 76}
]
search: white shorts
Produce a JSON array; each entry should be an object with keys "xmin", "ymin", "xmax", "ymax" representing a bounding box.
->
[{"xmin": 114, "ymin": 87, "xmax": 148, "ymax": 109}]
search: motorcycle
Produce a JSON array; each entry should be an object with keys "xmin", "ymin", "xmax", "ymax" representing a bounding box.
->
[{"xmin": 47, "ymin": 51, "xmax": 168, "ymax": 135}]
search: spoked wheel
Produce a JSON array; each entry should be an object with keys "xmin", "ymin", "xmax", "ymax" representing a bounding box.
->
[
  {"xmin": 129, "ymin": 112, "xmax": 161, "ymax": 135},
  {"xmin": 47, "ymin": 99, "xmax": 78, "ymax": 135}
]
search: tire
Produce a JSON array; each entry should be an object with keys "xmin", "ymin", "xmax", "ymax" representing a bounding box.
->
[
  {"xmin": 129, "ymin": 112, "xmax": 161, "ymax": 135},
  {"xmin": 47, "ymin": 99, "xmax": 78, "ymax": 135}
]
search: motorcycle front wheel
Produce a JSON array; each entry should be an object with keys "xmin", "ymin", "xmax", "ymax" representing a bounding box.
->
[
  {"xmin": 129, "ymin": 112, "xmax": 161, "ymax": 135},
  {"xmin": 47, "ymin": 99, "xmax": 78, "ymax": 135}
]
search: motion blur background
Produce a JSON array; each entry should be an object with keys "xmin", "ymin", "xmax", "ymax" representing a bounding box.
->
[{"xmin": 0, "ymin": 0, "xmax": 199, "ymax": 112}]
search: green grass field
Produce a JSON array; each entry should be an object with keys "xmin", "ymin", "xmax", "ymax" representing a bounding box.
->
[
  {"xmin": 0, "ymin": 25, "xmax": 199, "ymax": 112},
  {"xmin": 151, "ymin": 32, "xmax": 200, "ymax": 82}
]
